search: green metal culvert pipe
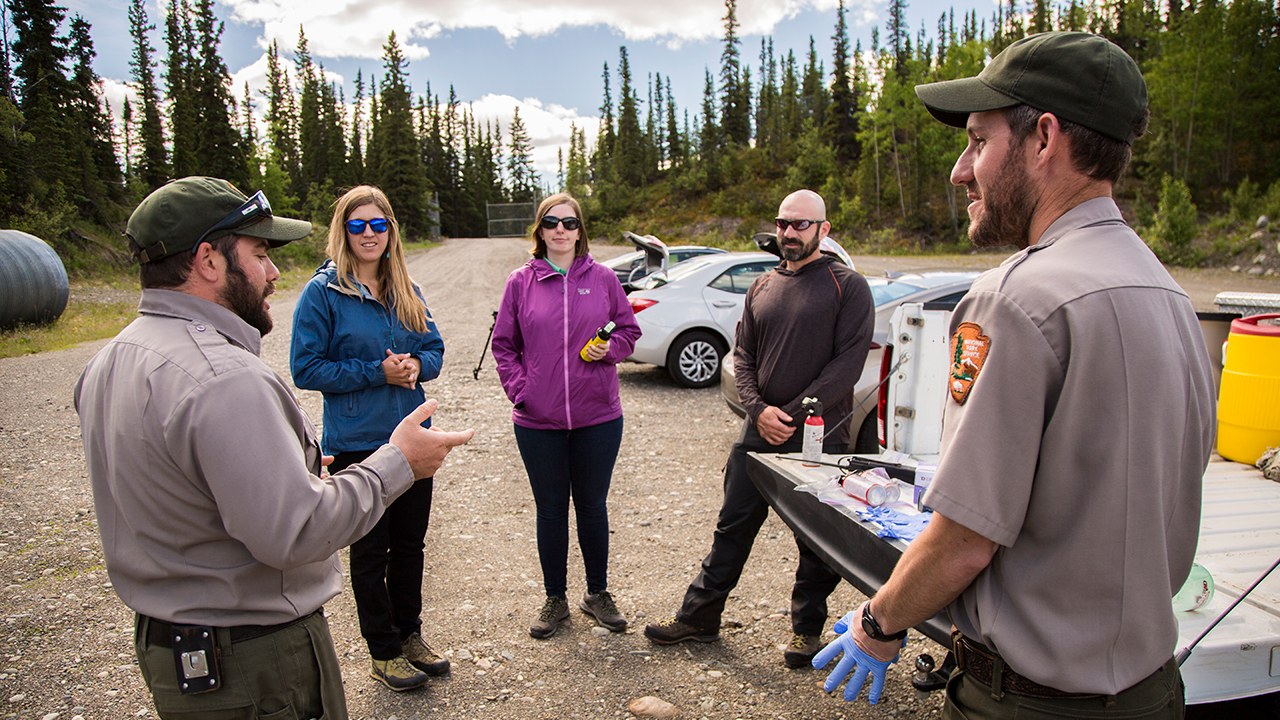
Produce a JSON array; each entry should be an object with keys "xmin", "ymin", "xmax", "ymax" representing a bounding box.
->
[{"xmin": 0, "ymin": 230, "xmax": 70, "ymax": 329}]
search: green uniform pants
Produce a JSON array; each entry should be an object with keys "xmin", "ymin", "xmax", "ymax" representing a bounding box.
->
[
  {"xmin": 942, "ymin": 656, "xmax": 1184, "ymax": 719},
  {"xmin": 134, "ymin": 611, "xmax": 348, "ymax": 720}
]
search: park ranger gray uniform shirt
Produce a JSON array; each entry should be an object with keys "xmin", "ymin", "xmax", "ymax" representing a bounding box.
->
[
  {"xmin": 75, "ymin": 289, "xmax": 416, "ymax": 627},
  {"xmin": 922, "ymin": 197, "xmax": 1216, "ymax": 695}
]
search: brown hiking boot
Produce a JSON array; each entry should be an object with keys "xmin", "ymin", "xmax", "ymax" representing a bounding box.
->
[
  {"xmin": 401, "ymin": 632, "xmax": 450, "ymax": 676},
  {"xmin": 643, "ymin": 617, "xmax": 719, "ymax": 645}
]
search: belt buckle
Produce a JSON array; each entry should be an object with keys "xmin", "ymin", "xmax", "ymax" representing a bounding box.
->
[{"xmin": 952, "ymin": 631, "xmax": 969, "ymax": 671}]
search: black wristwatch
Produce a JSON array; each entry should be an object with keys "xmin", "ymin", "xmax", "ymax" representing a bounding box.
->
[{"xmin": 862, "ymin": 603, "xmax": 908, "ymax": 642}]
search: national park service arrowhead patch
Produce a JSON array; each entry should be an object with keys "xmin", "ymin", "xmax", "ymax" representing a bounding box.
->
[{"xmin": 950, "ymin": 322, "xmax": 989, "ymax": 405}]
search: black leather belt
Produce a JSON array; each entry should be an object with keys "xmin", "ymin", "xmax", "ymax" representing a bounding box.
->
[
  {"xmin": 953, "ymin": 632, "xmax": 1098, "ymax": 699},
  {"xmin": 144, "ymin": 608, "xmax": 322, "ymax": 649}
]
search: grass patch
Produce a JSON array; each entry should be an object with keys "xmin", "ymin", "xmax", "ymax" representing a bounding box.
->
[{"xmin": 0, "ymin": 297, "xmax": 137, "ymax": 358}]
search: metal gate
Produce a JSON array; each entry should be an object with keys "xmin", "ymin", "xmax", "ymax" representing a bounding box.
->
[{"xmin": 486, "ymin": 202, "xmax": 536, "ymax": 238}]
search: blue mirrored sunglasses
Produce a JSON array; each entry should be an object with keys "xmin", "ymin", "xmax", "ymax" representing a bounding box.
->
[
  {"xmin": 193, "ymin": 190, "xmax": 273, "ymax": 253},
  {"xmin": 346, "ymin": 218, "xmax": 391, "ymax": 234}
]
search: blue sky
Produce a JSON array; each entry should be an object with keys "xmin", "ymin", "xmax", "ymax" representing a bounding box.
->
[{"xmin": 67, "ymin": 0, "xmax": 997, "ymax": 177}]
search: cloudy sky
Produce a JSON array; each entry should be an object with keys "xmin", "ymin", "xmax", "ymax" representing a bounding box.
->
[{"xmin": 67, "ymin": 0, "xmax": 989, "ymax": 179}]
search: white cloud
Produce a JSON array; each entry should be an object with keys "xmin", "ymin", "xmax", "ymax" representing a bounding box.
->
[
  {"xmin": 220, "ymin": 0, "xmax": 861, "ymax": 61},
  {"xmin": 468, "ymin": 93, "xmax": 601, "ymax": 177}
]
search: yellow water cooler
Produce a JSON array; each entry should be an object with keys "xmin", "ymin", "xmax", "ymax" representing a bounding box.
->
[{"xmin": 1217, "ymin": 313, "xmax": 1280, "ymax": 464}]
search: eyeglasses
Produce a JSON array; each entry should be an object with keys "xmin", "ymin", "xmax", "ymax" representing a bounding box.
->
[
  {"xmin": 540, "ymin": 215, "xmax": 581, "ymax": 231},
  {"xmin": 775, "ymin": 218, "xmax": 824, "ymax": 232},
  {"xmin": 193, "ymin": 190, "xmax": 273, "ymax": 253},
  {"xmin": 345, "ymin": 218, "xmax": 391, "ymax": 235}
]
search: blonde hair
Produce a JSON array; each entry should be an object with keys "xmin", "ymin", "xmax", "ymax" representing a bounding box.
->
[
  {"xmin": 529, "ymin": 192, "xmax": 590, "ymax": 259},
  {"xmin": 326, "ymin": 185, "xmax": 430, "ymax": 333}
]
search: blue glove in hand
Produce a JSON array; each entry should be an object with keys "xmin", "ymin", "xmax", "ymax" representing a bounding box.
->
[{"xmin": 812, "ymin": 611, "xmax": 903, "ymax": 704}]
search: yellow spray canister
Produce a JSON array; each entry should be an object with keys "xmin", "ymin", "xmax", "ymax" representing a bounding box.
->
[{"xmin": 580, "ymin": 321, "xmax": 616, "ymax": 362}]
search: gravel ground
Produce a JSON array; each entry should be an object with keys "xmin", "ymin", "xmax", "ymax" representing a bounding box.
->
[{"xmin": 2, "ymin": 237, "xmax": 1277, "ymax": 720}]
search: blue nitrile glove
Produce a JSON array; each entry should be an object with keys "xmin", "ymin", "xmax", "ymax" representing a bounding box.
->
[
  {"xmin": 812, "ymin": 611, "xmax": 903, "ymax": 704},
  {"xmin": 854, "ymin": 506, "xmax": 932, "ymax": 541}
]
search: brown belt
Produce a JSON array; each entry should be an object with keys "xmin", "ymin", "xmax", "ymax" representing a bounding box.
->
[
  {"xmin": 953, "ymin": 632, "xmax": 1099, "ymax": 700},
  {"xmin": 144, "ymin": 608, "xmax": 322, "ymax": 649}
]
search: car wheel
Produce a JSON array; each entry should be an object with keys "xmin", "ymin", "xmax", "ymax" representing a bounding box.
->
[
  {"xmin": 849, "ymin": 413, "xmax": 880, "ymax": 454},
  {"xmin": 666, "ymin": 331, "xmax": 725, "ymax": 389}
]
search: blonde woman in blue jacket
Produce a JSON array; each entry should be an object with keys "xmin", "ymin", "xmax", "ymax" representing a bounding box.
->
[{"xmin": 290, "ymin": 186, "xmax": 447, "ymax": 693}]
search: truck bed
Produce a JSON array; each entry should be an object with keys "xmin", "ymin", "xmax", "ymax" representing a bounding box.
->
[{"xmin": 745, "ymin": 450, "xmax": 1280, "ymax": 705}]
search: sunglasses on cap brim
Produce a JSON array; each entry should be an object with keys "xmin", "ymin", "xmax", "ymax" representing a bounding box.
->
[{"xmin": 192, "ymin": 191, "xmax": 273, "ymax": 253}]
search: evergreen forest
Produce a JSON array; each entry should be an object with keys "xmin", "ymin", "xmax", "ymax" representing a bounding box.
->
[{"xmin": 2, "ymin": 0, "xmax": 1278, "ymax": 274}]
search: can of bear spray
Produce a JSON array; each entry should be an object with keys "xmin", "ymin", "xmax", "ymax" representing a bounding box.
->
[
  {"xmin": 801, "ymin": 397, "xmax": 823, "ymax": 467},
  {"xmin": 580, "ymin": 321, "xmax": 616, "ymax": 361}
]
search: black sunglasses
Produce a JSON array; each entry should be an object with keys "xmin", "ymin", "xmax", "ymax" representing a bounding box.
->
[
  {"xmin": 346, "ymin": 218, "xmax": 391, "ymax": 234},
  {"xmin": 193, "ymin": 190, "xmax": 273, "ymax": 253},
  {"xmin": 541, "ymin": 215, "xmax": 581, "ymax": 231},
  {"xmin": 775, "ymin": 218, "xmax": 823, "ymax": 232}
]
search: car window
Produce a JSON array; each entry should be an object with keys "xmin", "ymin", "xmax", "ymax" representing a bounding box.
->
[
  {"xmin": 928, "ymin": 290, "xmax": 969, "ymax": 308},
  {"xmin": 708, "ymin": 261, "xmax": 778, "ymax": 294},
  {"xmin": 869, "ymin": 279, "xmax": 925, "ymax": 307}
]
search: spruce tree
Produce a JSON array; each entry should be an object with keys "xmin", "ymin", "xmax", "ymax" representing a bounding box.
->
[
  {"xmin": 614, "ymin": 46, "xmax": 644, "ymax": 187},
  {"xmin": 262, "ymin": 40, "xmax": 299, "ymax": 197},
  {"xmin": 164, "ymin": 0, "xmax": 197, "ymax": 178},
  {"xmin": 506, "ymin": 106, "xmax": 536, "ymax": 202},
  {"xmin": 827, "ymin": 0, "xmax": 861, "ymax": 165},
  {"xmin": 295, "ymin": 27, "xmax": 321, "ymax": 204},
  {"xmin": 347, "ymin": 69, "xmax": 365, "ymax": 183},
  {"xmin": 68, "ymin": 15, "xmax": 123, "ymax": 214},
  {"xmin": 9, "ymin": 0, "xmax": 73, "ymax": 206},
  {"xmin": 373, "ymin": 33, "xmax": 428, "ymax": 234},
  {"xmin": 801, "ymin": 37, "xmax": 828, "ymax": 126},
  {"xmin": 128, "ymin": 0, "xmax": 168, "ymax": 191},
  {"xmin": 187, "ymin": 0, "xmax": 247, "ymax": 187},
  {"xmin": 719, "ymin": 0, "xmax": 750, "ymax": 145}
]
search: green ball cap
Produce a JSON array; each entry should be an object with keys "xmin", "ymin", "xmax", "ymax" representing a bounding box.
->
[
  {"xmin": 127, "ymin": 176, "xmax": 312, "ymax": 263},
  {"xmin": 914, "ymin": 31, "xmax": 1147, "ymax": 144}
]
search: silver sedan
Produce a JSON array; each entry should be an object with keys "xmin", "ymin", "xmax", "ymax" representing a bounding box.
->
[{"xmin": 625, "ymin": 252, "xmax": 780, "ymax": 388}]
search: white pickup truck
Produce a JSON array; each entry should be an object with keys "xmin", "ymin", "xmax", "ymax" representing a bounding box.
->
[{"xmin": 744, "ymin": 301, "xmax": 1280, "ymax": 714}]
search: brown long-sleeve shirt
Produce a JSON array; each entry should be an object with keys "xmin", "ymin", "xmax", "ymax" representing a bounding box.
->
[{"xmin": 734, "ymin": 254, "xmax": 875, "ymax": 447}]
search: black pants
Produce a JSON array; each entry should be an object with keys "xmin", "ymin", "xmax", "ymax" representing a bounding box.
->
[
  {"xmin": 333, "ymin": 450, "xmax": 434, "ymax": 661},
  {"xmin": 677, "ymin": 420, "xmax": 843, "ymax": 636}
]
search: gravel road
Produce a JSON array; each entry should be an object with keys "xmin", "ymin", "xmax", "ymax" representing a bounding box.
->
[{"xmin": 1, "ymin": 237, "xmax": 1277, "ymax": 720}]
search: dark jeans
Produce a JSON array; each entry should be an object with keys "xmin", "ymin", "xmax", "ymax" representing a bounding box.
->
[
  {"xmin": 677, "ymin": 420, "xmax": 843, "ymax": 636},
  {"xmin": 134, "ymin": 611, "xmax": 346, "ymax": 719},
  {"xmin": 513, "ymin": 416, "xmax": 624, "ymax": 598},
  {"xmin": 943, "ymin": 656, "xmax": 1185, "ymax": 719},
  {"xmin": 333, "ymin": 450, "xmax": 434, "ymax": 661}
]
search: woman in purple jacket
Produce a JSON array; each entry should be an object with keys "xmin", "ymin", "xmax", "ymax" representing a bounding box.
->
[{"xmin": 492, "ymin": 193, "xmax": 641, "ymax": 639}]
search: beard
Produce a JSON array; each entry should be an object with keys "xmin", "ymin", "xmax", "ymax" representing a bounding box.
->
[
  {"xmin": 968, "ymin": 142, "xmax": 1036, "ymax": 250},
  {"xmin": 780, "ymin": 230, "xmax": 822, "ymax": 262},
  {"xmin": 220, "ymin": 257, "xmax": 274, "ymax": 336}
]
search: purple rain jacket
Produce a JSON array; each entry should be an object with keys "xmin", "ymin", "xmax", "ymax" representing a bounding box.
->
[{"xmin": 492, "ymin": 253, "xmax": 641, "ymax": 430}]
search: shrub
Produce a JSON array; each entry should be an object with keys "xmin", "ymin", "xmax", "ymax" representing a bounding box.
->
[
  {"xmin": 1150, "ymin": 175, "xmax": 1202, "ymax": 266},
  {"xmin": 1222, "ymin": 177, "xmax": 1259, "ymax": 224}
]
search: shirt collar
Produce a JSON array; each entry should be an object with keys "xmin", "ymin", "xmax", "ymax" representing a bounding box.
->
[{"xmin": 137, "ymin": 288, "xmax": 263, "ymax": 355}]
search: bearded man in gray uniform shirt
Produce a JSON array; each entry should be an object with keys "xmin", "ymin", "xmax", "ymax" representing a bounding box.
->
[
  {"xmin": 75, "ymin": 177, "xmax": 474, "ymax": 720},
  {"xmin": 812, "ymin": 33, "xmax": 1216, "ymax": 719}
]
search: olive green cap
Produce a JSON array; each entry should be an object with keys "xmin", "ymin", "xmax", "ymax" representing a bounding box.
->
[
  {"xmin": 914, "ymin": 32, "xmax": 1147, "ymax": 144},
  {"xmin": 126, "ymin": 176, "xmax": 312, "ymax": 263}
]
